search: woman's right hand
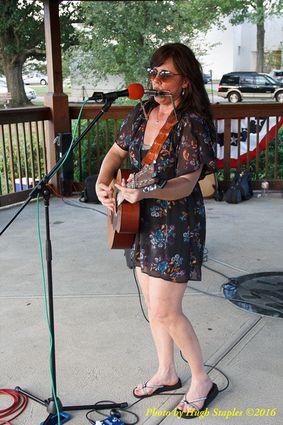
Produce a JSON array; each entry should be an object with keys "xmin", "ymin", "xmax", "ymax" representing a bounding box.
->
[{"xmin": 96, "ymin": 183, "xmax": 115, "ymax": 211}]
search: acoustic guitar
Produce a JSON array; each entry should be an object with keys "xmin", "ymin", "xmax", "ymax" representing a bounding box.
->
[{"xmin": 108, "ymin": 165, "xmax": 163, "ymax": 249}]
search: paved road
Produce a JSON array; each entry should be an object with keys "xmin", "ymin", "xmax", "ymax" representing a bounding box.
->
[{"xmin": 33, "ymin": 82, "xmax": 281, "ymax": 105}]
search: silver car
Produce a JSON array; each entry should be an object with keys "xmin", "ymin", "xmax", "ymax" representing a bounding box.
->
[
  {"xmin": 23, "ymin": 72, "xmax": 48, "ymax": 85},
  {"xmin": 0, "ymin": 78, "xmax": 37, "ymax": 100},
  {"xmin": 269, "ymin": 69, "xmax": 283, "ymax": 82}
]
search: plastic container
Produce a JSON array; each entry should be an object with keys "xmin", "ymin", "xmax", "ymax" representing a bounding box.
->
[{"xmin": 15, "ymin": 177, "xmax": 34, "ymax": 192}]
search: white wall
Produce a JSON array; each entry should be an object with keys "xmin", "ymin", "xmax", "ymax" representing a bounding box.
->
[
  {"xmin": 233, "ymin": 22, "xmax": 257, "ymax": 71},
  {"xmin": 199, "ymin": 18, "xmax": 235, "ymax": 80},
  {"xmin": 265, "ymin": 16, "xmax": 283, "ymax": 52}
]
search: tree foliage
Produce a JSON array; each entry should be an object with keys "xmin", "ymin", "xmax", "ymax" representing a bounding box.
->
[
  {"xmin": 187, "ymin": 0, "xmax": 282, "ymax": 25},
  {"xmin": 0, "ymin": 0, "xmax": 80, "ymax": 107},
  {"xmin": 218, "ymin": 0, "xmax": 282, "ymax": 24},
  {"xmin": 77, "ymin": 0, "xmax": 217, "ymax": 86}
]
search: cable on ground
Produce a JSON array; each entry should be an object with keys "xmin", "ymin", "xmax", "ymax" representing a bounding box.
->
[
  {"xmin": 86, "ymin": 401, "xmax": 139, "ymax": 425},
  {"xmin": 0, "ymin": 389, "xmax": 28, "ymax": 425}
]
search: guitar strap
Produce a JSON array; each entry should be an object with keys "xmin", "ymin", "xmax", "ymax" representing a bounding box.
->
[{"xmin": 142, "ymin": 112, "xmax": 178, "ymax": 166}]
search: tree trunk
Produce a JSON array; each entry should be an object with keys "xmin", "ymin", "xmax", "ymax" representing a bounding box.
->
[
  {"xmin": 256, "ymin": 0, "xmax": 265, "ymax": 72},
  {"xmin": 3, "ymin": 57, "xmax": 30, "ymax": 107},
  {"xmin": 256, "ymin": 22, "xmax": 265, "ymax": 72}
]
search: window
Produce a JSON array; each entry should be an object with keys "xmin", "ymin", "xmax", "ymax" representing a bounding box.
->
[
  {"xmin": 240, "ymin": 76, "xmax": 254, "ymax": 85},
  {"xmin": 222, "ymin": 75, "xmax": 239, "ymax": 85},
  {"xmin": 265, "ymin": 75, "xmax": 277, "ymax": 84},
  {"xmin": 255, "ymin": 76, "xmax": 270, "ymax": 85}
]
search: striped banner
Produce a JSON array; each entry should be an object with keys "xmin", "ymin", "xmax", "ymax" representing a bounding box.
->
[{"xmin": 217, "ymin": 116, "xmax": 283, "ymax": 168}]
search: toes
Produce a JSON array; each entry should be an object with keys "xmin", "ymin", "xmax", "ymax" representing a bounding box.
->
[
  {"xmin": 176, "ymin": 399, "xmax": 186, "ymax": 412},
  {"xmin": 133, "ymin": 385, "xmax": 143, "ymax": 396},
  {"xmin": 134, "ymin": 383, "xmax": 151, "ymax": 397},
  {"xmin": 135, "ymin": 383, "xmax": 143, "ymax": 390},
  {"xmin": 176, "ymin": 399, "xmax": 199, "ymax": 415},
  {"xmin": 177, "ymin": 400, "xmax": 185, "ymax": 408}
]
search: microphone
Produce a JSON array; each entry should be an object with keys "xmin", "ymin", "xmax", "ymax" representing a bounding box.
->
[
  {"xmin": 144, "ymin": 90, "xmax": 172, "ymax": 97},
  {"xmin": 89, "ymin": 83, "xmax": 144, "ymax": 102}
]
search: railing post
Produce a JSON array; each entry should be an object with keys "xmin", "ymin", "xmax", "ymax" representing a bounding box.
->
[
  {"xmin": 43, "ymin": 0, "xmax": 71, "ymax": 192},
  {"xmin": 223, "ymin": 118, "xmax": 231, "ymax": 185}
]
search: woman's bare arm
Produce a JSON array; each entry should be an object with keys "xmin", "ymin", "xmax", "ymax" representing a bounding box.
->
[{"xmin": 95, "ymin": 144, "xmax": 128, "ymax": 209}]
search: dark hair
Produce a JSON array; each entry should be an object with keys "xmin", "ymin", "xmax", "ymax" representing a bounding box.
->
[{"xmin": 150, "ymin": 43, "xmax": 215, "ymax": 141}]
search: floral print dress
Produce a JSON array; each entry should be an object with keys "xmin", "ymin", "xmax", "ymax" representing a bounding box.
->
[{"xmin": 116, "ymin": 102, "xmax": 216, "ymax": 283}]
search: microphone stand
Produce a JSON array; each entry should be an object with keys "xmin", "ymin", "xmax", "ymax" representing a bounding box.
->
[{"xmin": 1, "ymin": 98, "xmax": 128, "ymax": 424}]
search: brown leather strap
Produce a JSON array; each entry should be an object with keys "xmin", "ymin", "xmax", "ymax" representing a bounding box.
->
[{"xmin": 142, "ymin": 112, "xmax": 177, "ymax": 165}]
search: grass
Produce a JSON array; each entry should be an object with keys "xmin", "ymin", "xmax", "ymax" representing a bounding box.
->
[
  {"xmin": 29, "ymin": 84, "xmax": 72, "ymax": 106},
  {"xmin": 28, "ymin": 84, "xmax": 72, "ymax": 97}
]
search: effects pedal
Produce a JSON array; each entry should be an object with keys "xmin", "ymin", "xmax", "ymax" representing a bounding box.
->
[
  {"xmin": 95, "ymin": 415, "xmax": 125, "ymax": 425},
  {"xmin": 40, "ymin": 412, "xmax": 72, "ymax": 425}
]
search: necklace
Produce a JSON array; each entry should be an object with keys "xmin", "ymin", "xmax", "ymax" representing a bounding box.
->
[
  {"xmin": 155, "ymin": 107, "xmax": 161, "ymax": 123},
  {"xmin": 154, "ymin": 106, "xmax": 172, "ymax": 124}
]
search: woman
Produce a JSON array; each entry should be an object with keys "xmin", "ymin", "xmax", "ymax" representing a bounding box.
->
[{"xmin": 96, "ymin": 43, "xmax": 218, "ymax": 418}]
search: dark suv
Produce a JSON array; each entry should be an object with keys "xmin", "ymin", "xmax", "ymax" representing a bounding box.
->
[{"xmin": 218, "ymin": 72, "xmax": 283, "ymax": 103}]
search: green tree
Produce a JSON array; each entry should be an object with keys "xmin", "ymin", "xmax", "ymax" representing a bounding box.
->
[
  {"xmin": 190, "ymin": 0, "xmax": 283, "ymax": 72},
  {"xmin": 77, "ymin": 0, "xmax": 217, "ymax": 86},
  {"xmin": 0, "ymin": 0, "xmax": 80, "ymax": 107}
]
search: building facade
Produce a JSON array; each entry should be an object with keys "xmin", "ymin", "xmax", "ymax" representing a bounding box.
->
[{"xmin": 200, "ymin": 16, "xmax": 283, "ymax": 80}]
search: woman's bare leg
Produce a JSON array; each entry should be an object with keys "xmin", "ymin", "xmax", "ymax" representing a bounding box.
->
[
  {"xmin": 148, "ymin": 277, "xmax": 212, "ymax": 411},
  {"xmin": 134, "ymin": 270, "xmax": 212, "ymax": 409},
  {"xmin": 134, "ymin": 268, "xmax": 178, "ymax": 396}
]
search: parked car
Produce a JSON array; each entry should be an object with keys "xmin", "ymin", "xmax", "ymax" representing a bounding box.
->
[
  {"xmin": 203, "ymin": 72, "xmax": 212, "ymax": 84},
  {"xmin": 218, "ymin": 72, "xmax": 283, "ymax": 103},
  {"xmin": 0, "ymin": 78, "xmax": 37, "ymax": 100},
  {"xmin": 24, "ymin": 85, "xmax": 37, "ymax": 100},
  {"xmin": 23, "ymin": 72, "xmax": 48, "ymax": 85},
  {"xmin": 269, "ymin": 69, "xmax": 283, "ymax": 82},
  {"xmin": 0, "ymin": 78, "xmax": 6, "ymax": 88}
]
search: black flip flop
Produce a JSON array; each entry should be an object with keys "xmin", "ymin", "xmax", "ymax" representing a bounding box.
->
[
  {"xmin": 133, "ymin": 377, "xmax": 182, "ymax": 399},
  {"xmin": 175, "ymin": 382, "xmax": 219, "ymax": 419}
]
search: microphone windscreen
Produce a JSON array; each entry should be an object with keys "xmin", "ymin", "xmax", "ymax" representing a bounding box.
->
[{"xmin": 127, "ymin": 83, "xmax": 144, "ymax": 100}]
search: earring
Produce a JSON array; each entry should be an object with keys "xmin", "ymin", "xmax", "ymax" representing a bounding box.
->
[{"xmin": 181, "ymin": 88, "xmax": 185, "ymax": 96}]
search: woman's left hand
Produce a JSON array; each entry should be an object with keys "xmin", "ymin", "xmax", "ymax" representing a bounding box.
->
[{"xmin": 115, "ymin": 182, "xmax": 144, "ymax": 204}]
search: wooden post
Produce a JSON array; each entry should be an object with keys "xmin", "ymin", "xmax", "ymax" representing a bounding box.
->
[
  {"xmin": 43, "ymin": 0, "xmax": 71, "ymax": 191},
  {"xmin": 223, "ymin": 119, "xmax": 231, "ymax": 184}
]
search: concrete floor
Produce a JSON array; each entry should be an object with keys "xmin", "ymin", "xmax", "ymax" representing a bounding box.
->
[{"xmin": 1, "ymin": 193, "xmax": 283, "ymax": 424}]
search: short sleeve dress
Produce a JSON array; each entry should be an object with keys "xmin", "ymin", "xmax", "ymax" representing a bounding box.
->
[{"xmin": 115, "ymin": 101, "xmax": 217, "ymax": 283}]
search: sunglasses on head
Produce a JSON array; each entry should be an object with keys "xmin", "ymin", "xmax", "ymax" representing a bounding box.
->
[{"xmin": 146, "ymin": 67, "xmax": 181, "ymax": 81}]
